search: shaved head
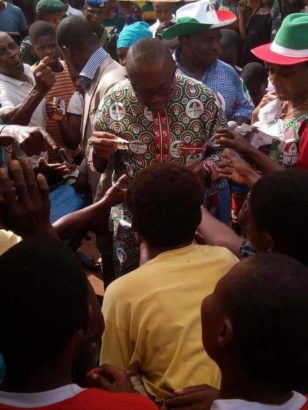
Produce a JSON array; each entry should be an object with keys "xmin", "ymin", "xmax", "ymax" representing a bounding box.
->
[
  {"xmin": 56, "ymin": 15, "xmax": 99, "ymax": 72},
  {"xmin": 126, "ymin": 38, "xmax": 174, "ymax": 75},
  {"xmin": 57, "ymin": 15, "xmax": 97, "ymax": 50},
  {"xmin": 125, "ymin": 38, "xmax": 176, "ymax": 112}
]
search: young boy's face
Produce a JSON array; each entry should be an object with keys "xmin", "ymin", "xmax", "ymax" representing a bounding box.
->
[
  {"xmin": 32, "ymin": 34, "xmax": 59, "ymax": 67},
  {"xmin": 201, "ymin": 267, "xmax": 236, "ymax": 365},
  {"xmin": 153, "ymin": 2, "xmax": 173, "ymax": 23}
]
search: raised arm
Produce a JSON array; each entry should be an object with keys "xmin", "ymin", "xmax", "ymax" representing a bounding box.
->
[{"xmin": 3, "ymin": 58, "xmax": 55, "ymax": 126}]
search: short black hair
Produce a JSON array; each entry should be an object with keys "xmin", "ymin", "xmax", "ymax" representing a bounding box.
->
[
  {"xmin": 126, "ymin": 163, "xmax": 204, "ymax": 250},
  {"xmin": 220, "ymin": 28, "xmax": 241, "ymax": 54},
  {"xmin": 241, "ymin": 62, "xmax": 268, "ymax": 86},
  {"xmin": 57, "ymin": 15, "xmax": 97, "ymax": 49},
  {"xmin": 224, "ymin": 253, "xmax": 308, "ymax": 392},
  {"xmin": 250, "ymin": 169, "xmax": 308, "ymax": 265},
  {"xmin": 29, "ymin": 20, "xmax": 55, "ymax": 44},
  {"xmin": 0, "ymin": 235, "xmax": 88, "ymax": 371}
]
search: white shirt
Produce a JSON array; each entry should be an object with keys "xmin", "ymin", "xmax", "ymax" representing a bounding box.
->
[
  {"xmin": 67, "ymin": 91, "xmax": 84, "ymax": 116},
  {"xmin": 0, "ymin": 384, "xmax": 84, "ymax": 408},
  {"xmin": 211, "ymin": 392, "xmax": 307, "ymax": 410},
  {"xmin": 0, "ymin": 64, "xmax": 45, "ymax": 128},
  {"xmin": 66, "ymin": 4, "xmax": 84, "ymax": 16},
  {"xmin": 150, "ymin": 15, "xmax": 175, "ymax": 37}
]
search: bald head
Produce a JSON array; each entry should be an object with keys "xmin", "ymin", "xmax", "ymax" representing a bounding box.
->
[
  {"xmin": 125, "ymin": 38, "xmax": 176, "ymax": 112},
  {"xmin": 57, "ymin": 15, "xmax": 98, "ymax": 50},
  {"xmin": 126, "ymin": 38, "xmax": 174, "ymax": 75}
]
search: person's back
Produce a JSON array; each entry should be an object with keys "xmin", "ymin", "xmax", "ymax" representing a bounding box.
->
[
  {"xmin": 101, "ymin": 164, "xmax": 238, "ymax": 400},
  {"xmin": 0, "ymin": 235, "xmax": 157, "ymax": 410},
  {"xmin": 201, "ymin": 254, "xmax": 308, "ymax": 409},
  {"xmin": 0, "ymin": 2, "xmax": 28, "ymax": 37}
]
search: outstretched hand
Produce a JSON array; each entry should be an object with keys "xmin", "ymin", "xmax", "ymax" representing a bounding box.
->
[
  {"xmin": 215, "ymin": 149, "xmax": 260, "ymax": 188},
  {"xmin": 0, "ymin": 159, "xmax": 56, "ymax": 238},
  {"xmin": 215, "ymin": 128, "xmax": 252, "ymax": 154},
  {"xmin": 102, "ymin": 174, "xmax": 130, "ymax": 208},
  {"xmin": 86, "ymin": 364, "xmax": 135, "ymax": 393},
  {"xmin": 1, "ymin": 125, "xmax": 57, "ymax": 156},
  {"xmin": 165, "ymin": 384, "xmax": 219, "ymax": 410}
]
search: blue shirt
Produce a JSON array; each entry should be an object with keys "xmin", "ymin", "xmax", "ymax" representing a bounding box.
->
[
  {"xmin": 175, "ymin": 50, "xmax": 254, "ymax": 121},
  {"xmin": 80, "ymin": 47, "xmax": 109, "ymax": 90},
  {"xmin": 0, "ymin": 2, "xmax": 27, "ymax": 35}
]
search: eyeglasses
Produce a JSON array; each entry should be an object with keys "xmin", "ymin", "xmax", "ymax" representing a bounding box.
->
[{"xmin": 132, "ymin": 71, "xmax": 176, "ymax": 99}]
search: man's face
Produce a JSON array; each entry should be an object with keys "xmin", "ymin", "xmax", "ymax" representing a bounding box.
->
[
  {"xmin": 153, "ymin": 2, "xmax": 173, "ymax": 23},
  {"xmin": 46, "ymin": 11, "xmax": 67, "ymax": 31},
  {"xmin": 84, "ymin": 4, "xmax": 104, "ymax": 30},
  {"xmin": 127, "ymin": 59, "xmax": 177, "ymax": 113},
  {"xmin": 32, "ymin": 34, "xmax": 59, "ymax": 66},
  {"xmin": 0, "ymin": 34, "xmax": 24, "ymax": 78},
  {"xmin": 117, "ymin": 47, "xmax": 128, "ymax": 66},
  {"xmin": 183, "ymin": 28, "xmax": 221, "ymax": 69}
]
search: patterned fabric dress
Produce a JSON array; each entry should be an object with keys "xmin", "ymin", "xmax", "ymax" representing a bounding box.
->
[
  {"xmin": 93, "ymin": 73, "xmax": 227, "ymax": 275},
  {"xmin": 240, "ymin": 108, "xmax": 308, "ymax": 259}
]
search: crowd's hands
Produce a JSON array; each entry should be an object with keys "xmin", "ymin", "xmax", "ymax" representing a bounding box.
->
[
  {"xmin": 215, "ymin": 128, "xmax": 252, "ymax": 155},
  {"xmin": 215, "ymin": 149, "xmax": 260, "ymax": 188},
  {"xmin": 38, "ymin": 157, "xmax": 71, "ymax": 176},
  {"xmin": 186, "ymin": 160, "xmax": 210, "ymax": 185},
  {"xmin": 86, "ymin": 364, "xmax": 135, "ymax": 393},
  {"xmin": 101, "ymin": 174, "xmax": 130, "ymax": 208},
  {"xmin": 46, "ymin": 100, "xmax": 60, "ymax": 121},
  {"xmin": 0, "ymin": 125, "xmax": 57, "ymax": 156},
  {"xmin": 33, "ymin": 56, "xmax": 56, "ymax": 95},
  {"xmin": 0, "ymin": 159, "xmax": 55, "ymax": 238},
  {"xmin": 165, "ymin": 384, "xmax": 219, "ymax": 410},
  {"xmin": 91, "ymin": 132, "xmax": 120, "ymax": 160}
]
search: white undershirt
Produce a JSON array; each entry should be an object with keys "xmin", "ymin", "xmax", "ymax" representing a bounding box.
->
[
  {"xmin": 0, "ymin": 384, "xmax": 84, "ymax": 408},
  {"xmin": 211, "ymin": 392, "xmax": 307, "ymax": 410}
]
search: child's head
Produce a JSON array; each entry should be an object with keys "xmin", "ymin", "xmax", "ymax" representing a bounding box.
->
[
  {"xmin": 153, "ymin": 1, "xmax": 173, "ymax": 23},
  {"xmin": 219, "ymin": 28, "xmax": 241, "ymax": 68},
  {"xmin": 126, "ymin": 163, "xmax": 204, "ymax": 251},
  {"xmin": 247, "ymin": 169, "xmax": 308, "ymax": 266},
  {"xmin": 202, "ymin": 254, "xmax": 308, "ymax": 394},
  {"xmin": 0, "ymin": 235, "xmax": 104, "ymax": 387},
  {"xmin": 29, "ymin": 21, "xmax": 59, "ymax": 68},
  {"xmin": 241, "ymin": 62, "xmax": 268, "ymax": 106}
]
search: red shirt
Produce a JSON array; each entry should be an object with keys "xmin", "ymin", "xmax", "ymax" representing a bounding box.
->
[{"xmin": 0, "ymin": 388, "xmax": 158, "ymax": 410}]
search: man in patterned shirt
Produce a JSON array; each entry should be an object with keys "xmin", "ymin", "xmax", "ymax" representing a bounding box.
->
[{"xmin": 92, "ymin": 38, "xmax": 227, "ymax": 275}]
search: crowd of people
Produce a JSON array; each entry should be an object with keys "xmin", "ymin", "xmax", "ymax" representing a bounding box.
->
[{"xmin": 0, "ymin": 0, "xmax": 308, "ymax": 409}]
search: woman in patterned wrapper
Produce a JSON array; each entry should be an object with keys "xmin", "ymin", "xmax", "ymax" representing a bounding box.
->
[{"xmin": 215, "ymin": 13, "xmax": 308, "ymax": 173}]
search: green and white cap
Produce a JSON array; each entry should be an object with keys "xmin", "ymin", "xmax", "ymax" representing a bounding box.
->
[
  {"xmin": 162, "ymin": 0, "xmax": 236, "ymax": 40},
  {"xmin": 252, "ymin": 13, "xmax": 308, "ymax": 65}
]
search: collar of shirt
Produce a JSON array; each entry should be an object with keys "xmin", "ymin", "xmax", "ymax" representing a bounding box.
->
[
  {"xmin": 0, "ymin": 384, "xmax": 85, "ymax": 408},
  {"xmin": 211, "ymin": 392, "xmax": 307, "ymax": 410},
  {"xmin": 0, "ymin": 64, "xmax": 35, "ymax": 87},
  {"xmin": 174, "ymin": 47, "xmax": 217, "ymax": 83},
  {"xmin": 79, "ymin": 47, "xmax": 108, "ymax": 90}
]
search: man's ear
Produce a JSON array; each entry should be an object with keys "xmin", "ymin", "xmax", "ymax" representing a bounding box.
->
[
  {"xmin": 217, "ymin": 317, "xmax": 233, "ymax": 348},
  {"xmin": 264, "ymin": 232, "xmax": 274, "ymax": 253}
]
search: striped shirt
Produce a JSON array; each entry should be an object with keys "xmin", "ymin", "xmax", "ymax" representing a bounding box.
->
[
  {"xmin": 80, "ymin": 47, "xmax": 109, "ymax": 90},
  {"xmin": 45, "ymin": 61, "xmax": 75, "ymax": 162}
]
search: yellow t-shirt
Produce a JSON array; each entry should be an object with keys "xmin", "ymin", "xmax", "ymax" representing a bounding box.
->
[
  {"xmin": 0, "ymin": 230, "xmax": 21, "ymax": 255},
  {"xmin": 101, "ymin": 244, "xmax": 238, "ymax": 400}
]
